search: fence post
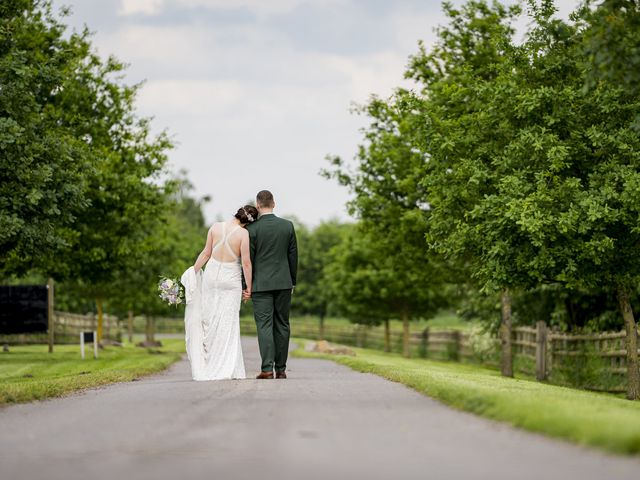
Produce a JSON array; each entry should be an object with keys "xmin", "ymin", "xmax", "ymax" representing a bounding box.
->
[
  {"xmin": 319, "ymin": 315, "xmax": 325, "ymax": 340},
  {"xmin": 451, "ymin": 330, "xmax": 461, "ymax": 362},
  {"xmin": 127, "ymin": 310, "xmax": 134, "ymax": 343},
  {"xmin": 536, "ymin": 320, "xmax": 548, "ymax": 381},
  {"xmin": 47, "ymin": 278, "xmax": 54, "ymax": 353},
  {"xmin": 500, "ymin": 288, "xmax": 513, "ymax": 377},
  {"xmin": 421, "ymin": 327, "xmax": 429, "ymax": 358}
]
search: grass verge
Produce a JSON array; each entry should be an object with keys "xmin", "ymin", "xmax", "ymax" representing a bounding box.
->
[
  {"xmin": 0, "ymin": 339, "xmax": 185, "ymax": 405},
  {"xmin": 292, "ymin": 338, "xmax": 640, "ymax": 455}
]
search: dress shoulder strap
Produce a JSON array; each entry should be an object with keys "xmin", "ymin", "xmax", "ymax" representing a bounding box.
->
[
  {"xmin": 223, "ymin": 225, "xmax": 241, "ymax": 260},
  {"xmin": 211, "ymin": 222, "xmax": 225, "ymax": 254}
]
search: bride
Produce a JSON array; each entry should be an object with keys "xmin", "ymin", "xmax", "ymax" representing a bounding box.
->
[{"xmin": 180, "ymin": 205, "xmax": 259, "ymax": 381}]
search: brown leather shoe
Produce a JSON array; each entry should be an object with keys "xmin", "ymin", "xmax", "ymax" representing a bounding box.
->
[
  {"xmin": 256, "ymin": 371, "xmax": 274, "ymax": 379},
  {"xmin": 276, "ymin": 371, "xmax": 287, "ymax": 379}
]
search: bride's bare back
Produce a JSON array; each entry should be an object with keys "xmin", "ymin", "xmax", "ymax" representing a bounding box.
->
[
  {"xmin": 193, "ymin": 220, "xmax": 252, "ymax": 292},
  {"xmin": 209, "ymin": 221, "xmax": 244, "ymax": 263}
]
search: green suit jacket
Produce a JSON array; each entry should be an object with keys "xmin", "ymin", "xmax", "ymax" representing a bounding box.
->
[{"xmin": 247, "ymin": 214, "xmax": 298, "ymax": 292}]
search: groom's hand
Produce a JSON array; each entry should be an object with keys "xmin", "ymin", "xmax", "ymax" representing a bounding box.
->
[{"xmin": 242, "ymin": 289, "xmax": 251, "ymax": 302}]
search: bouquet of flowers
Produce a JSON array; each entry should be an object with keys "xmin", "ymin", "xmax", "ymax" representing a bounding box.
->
[{"xmin": 158, "ymin": 276, "xmax": 185, "ymax": 306}]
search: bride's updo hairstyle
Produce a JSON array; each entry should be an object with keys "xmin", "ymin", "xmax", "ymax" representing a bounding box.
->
[{"xmin": 235, "ymin": 205, "xmax": 259, "ymax": 225}]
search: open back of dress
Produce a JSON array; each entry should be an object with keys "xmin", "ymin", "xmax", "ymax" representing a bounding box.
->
[
  {"xmin": 183, "ymin": 222, "xmax": 246, "ymax": 380},
  {"xmin": 210, "ymin": 222, "xmax": 241, "ymax": 264}
]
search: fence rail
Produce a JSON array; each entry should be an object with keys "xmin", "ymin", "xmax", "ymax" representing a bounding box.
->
[
  {"xmin": 243, "ymin": 316, "xmax": 639, "ymax": 393},
  {"xmin": 0, "ymin": 311, "xmax": 120, "ymax": 344},
  {"xmin": 3, "ymin": 311, "xmax": 637, "ymax": 392}
]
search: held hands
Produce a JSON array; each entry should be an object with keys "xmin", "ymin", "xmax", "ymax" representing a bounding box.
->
[{"xmin": 242, "ymin": 289, "xmax": 252, "ymax": 303}]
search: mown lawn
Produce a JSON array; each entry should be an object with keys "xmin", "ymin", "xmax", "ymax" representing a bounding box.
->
[
  {"xmin": 288, "ymin": 310, "xmax": 478, "ymax": 332},
  {"xmin": 293, "ymin": 339, "xmax": 640, "ymax": 455},
  {"xmin": 0, "ymin": 339, "xmax": 185, "ymax": 405}
]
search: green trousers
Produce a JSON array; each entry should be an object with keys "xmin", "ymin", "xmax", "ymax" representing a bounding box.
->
[{"xmin": 252, "ymin": 289, "xmax": 292, "ymax": 373}]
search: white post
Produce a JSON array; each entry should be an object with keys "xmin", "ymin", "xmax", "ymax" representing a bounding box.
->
[
  {"xmin": 93, "ymin": 330, "xmax": 98, "ymax": 359},
  {"xmin": 80, "ymin": 332, "xmax": 85, "ymax": 359}
]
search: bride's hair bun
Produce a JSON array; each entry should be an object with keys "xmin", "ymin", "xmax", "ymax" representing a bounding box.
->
[{"xmin": 235, "ymin": 205, "xmax": 259, "ymax": 224}]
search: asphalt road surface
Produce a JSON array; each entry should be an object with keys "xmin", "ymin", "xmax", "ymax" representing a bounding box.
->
[{"xmin": 1, "ymin": 337, "xmax": 639, "ymax": 480}]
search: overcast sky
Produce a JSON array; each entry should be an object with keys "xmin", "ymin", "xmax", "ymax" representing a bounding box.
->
[{"xmin": 52, "ymin": 0, "xmax": 579, "ymax": 227}]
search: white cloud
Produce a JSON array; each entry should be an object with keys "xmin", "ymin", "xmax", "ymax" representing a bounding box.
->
[
  {"xmin": 93, "ymin": 9, "xmax": 422, "ymax": 224},
  {"xmin": 64, "ymin": 0, "xmax": 583, "ymax": 225},
  {"xmin": 180, "ymin": 0, "xmax": 346, "ymax": 13},
  {"xmin": 118, "ymin": 0, "xmax": 349, "ymax": 18},
  {"xmin": 118, "ymin": 0, "xmax": 164, "ymax": 16}
]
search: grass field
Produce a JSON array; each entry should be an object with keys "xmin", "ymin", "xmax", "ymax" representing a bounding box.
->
[
  {"xmin": 0, "ymin": 338, "xmax": 185, "ymax": 405},
  {"xmin": 293, "ymin": 339, "xmax": 640, "ymax": 455},
  {"xmin": 142, "ymin": 310, "xmax": 477, "ymax": 335}
]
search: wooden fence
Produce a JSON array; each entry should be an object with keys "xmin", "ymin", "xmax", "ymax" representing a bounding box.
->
[
  {"xmin": 0, "ymin": 311, "xmax": 120, "ymax": 344},
  {"xmin": 3, "ymin": 311, "xmax": 637, "ymax": 392},
  {"xmin": 243, "ymin": 317, "xmax": 639, "ymax": 393}
]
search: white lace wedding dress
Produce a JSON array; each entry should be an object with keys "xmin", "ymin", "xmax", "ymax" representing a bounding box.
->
[{"xmin": 181, "ymin": 223, "xmax": 246, "ymax": 381}]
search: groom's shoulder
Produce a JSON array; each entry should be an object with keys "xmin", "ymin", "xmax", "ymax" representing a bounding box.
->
[
  {"xmin": 247, "ymin": 220, "xmax": 259, "ymax": 233},
  {"xmin": 275, "ymin": 216, "xmax": 295, "ymax": 229}
]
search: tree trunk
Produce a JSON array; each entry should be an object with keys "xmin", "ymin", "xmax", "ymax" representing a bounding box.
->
[
  {"xmin": 127, "ymin": 310, "xmax": 134, "ymax": 343},
  {"xmin": 96, "ymin": 297, "xmax": 104, "ymax": 343},
  {"xmin": 402, "ymin": 309, "xmax": 410, "ymax": 358},
  {"xmin": 319, "ymin": 314, "xmax": 325, "ymax": 340},
  {"xmin": 500, "ymin": 288, "xmax": 513, "ymax": 377},
  {"xmin": 145, "ymin": 316, "xmax": 156, "ymax": 343},
  {"xmin": 616, "ymin": 286, "xmax": 639, "ymax": 400},
  {"xmin": 384, "ymin": 318, "xmax": 391, "ymax": 353}
]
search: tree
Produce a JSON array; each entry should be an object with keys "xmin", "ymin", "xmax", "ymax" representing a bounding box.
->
[
  {"xmin": 582, "ymin": 0, "xmax": 640, "ymax": 99},
  {"xmin": 54, "ymin": 49, "xmax": 173, "ymax": 340},
  {"xmin": 107, "ymin": 174, "xmax": 209, "ymax": 344},
  {"xmin": 292, "ymin": 219, "xmax": 348, "ymax": 338},
  {"xmin": 418, "ymin": 0, "xmax": 640, "ymax": 397},
  {"xmin": 325, "ymin": 92, "xmax": 451, "ymax": 357},
  {"xmin": 580, "ymin": 0, "xmax": 640, "ymax": 398},
  {"xmin": 0, "ymin": 0, "xmax": 92, "ymax": 277},
  {"xmin": 323, "ymin": 224, "xmax": 395, "ymax": 351},
  {"xmin": 1, "ymin": 1, "xmax": 177, "ymax": 345},
  {"xmin": 482, "ymin": 0, "xmax": 640, "ymax": 399},
  {"xmin": 396, "ymin": 0, "xmax": 523, "ymax": 368}
]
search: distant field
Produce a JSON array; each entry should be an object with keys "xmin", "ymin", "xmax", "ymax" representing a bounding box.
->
[
  {"xmin": 0, "ymin": 338, "xmax": 185, "ymax": 405},
  {"xmin": 137, "ymin": 310, "xmax": 477, "ymax": 335}
]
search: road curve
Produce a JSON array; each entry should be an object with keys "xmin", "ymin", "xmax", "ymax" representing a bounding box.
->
[{"xmin": 0, "ymin": 337, "xmax": 638, "ymax": 480}]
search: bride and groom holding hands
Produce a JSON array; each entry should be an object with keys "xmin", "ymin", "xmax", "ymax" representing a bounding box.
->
[{"xmin": 181, "ymin": 190, "xmax": 298, "ymax": 381}]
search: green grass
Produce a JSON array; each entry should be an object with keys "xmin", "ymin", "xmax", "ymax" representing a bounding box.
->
[
  {"xmin": 288, "ymin": 310, "xmax": 477, "ymax": 331},
  {"xmin": 0, "ymin": 339, "xmax": 185, "ymax": 405},
  {"xmin": 293, "ymin": 339, "xmax": 640, "ymax": 455},
  {"xmin": 423, "ymin": 311, "xmax": 477, "ymax": 330},
  {"xmin": 147, "ymin": 310, "xmax": 477, "ymax": 335}
]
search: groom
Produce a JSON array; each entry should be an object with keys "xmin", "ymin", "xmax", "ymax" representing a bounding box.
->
[{"xmin": 243, "ymin": 190, "xmax": 298, "ymax": 379}]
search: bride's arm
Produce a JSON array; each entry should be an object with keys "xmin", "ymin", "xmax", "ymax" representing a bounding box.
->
[
  {"xmin": 194, "ymin": 226, "xmax": 214, "ymax": 273},
  {"xmin": 240, "ymin": 231, "xmax": 252, "ymax": 293}
]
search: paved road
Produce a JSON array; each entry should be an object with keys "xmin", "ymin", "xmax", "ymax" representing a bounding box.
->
[{"xmin": 1, "ymin": 338, "xmax": 638, "ymax": 480}]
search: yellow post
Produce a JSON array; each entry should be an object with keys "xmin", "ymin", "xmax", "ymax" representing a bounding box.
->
[{"xmin": 96, "ymin": 297, "xmax": 104, "ymax": 343}]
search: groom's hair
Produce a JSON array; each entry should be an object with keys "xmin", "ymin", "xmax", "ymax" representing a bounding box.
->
[{"xmin": 256, "ymin": 190, "xmax": 275, "ymax": 208}]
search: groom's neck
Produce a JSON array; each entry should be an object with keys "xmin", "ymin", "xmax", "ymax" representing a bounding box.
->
[{"xmin": 258, "ymin": 208, "xmax": 274, "ymax": 216}]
